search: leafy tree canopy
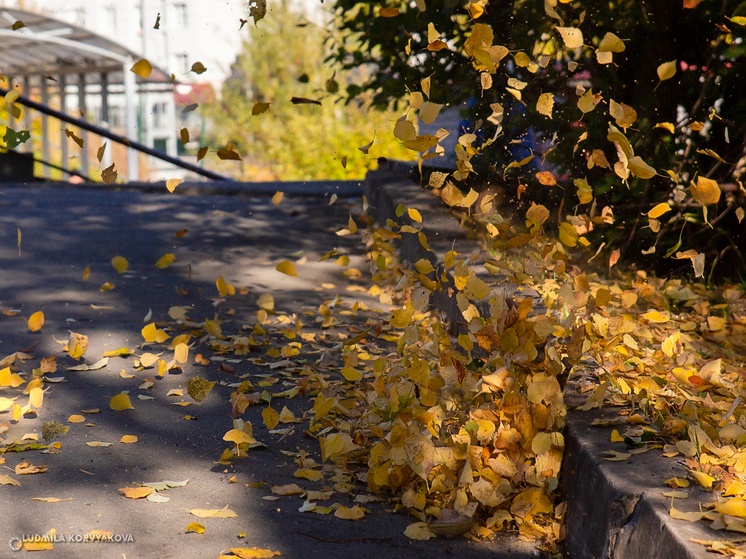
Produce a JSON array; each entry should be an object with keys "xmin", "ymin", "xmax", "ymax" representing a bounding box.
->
[{"xmin": 328, "ymin": 0, "xmax": 746, "ymax": 280}]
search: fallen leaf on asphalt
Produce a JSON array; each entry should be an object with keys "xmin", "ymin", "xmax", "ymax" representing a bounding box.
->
[
  {"xmin": 186, "ymin": 522, "xmax": 205, "ymax": 534},
  {"xmin": 190, "ymin": 506, "xmax": 237, "ymax": 518},
  {"xmin": 602, "ymin": 450, "xmax": 631, "ymax": 461},
  {"xmin": 15, "ymin": 461, "xmax": 47, "ymax": 474},
  {"xmin": 224, "ymin": 548, "xmax": 280, "ymax": 559},
  {"xmin": 167, "ymin": 178, "xmax": 183, "ymax": 193},
  {"xmin": 271, "ymin": 484, "xmax": 304, "ymax": 495},
  {"xmin": 404, "ymin": 522, "xmax": 436, "ymax": 540},
  {"xmin": 120, "ymin": 435, "xmax": 138, "ymax": 444},
  {"xmin": 0, "ymin": 474, "xmax": 21, "ymax": 486},
  {"xmin": 86, "ymin": 441, "xmax": 113, "ymax": 447},
  {"xmin": 68, "ymin": 415, "xmax": 85, "ymax": 423},
  {"xmin": 119, "ymin": 486, "xmax": 153, "ymax": 499},
  {"xmin": 110, "ymin": 393, "xmax": 134, "ymax": 410},
  {"xmin": 294, "ymin": 469, "xmax": 323, "ymax": 482},
  {"xmin": 66, "ymin": 358, "xmax": 109, "ymax": 371},
  {"xmin": 334, "ymin": 505, "xmax": 366, "ymax": 520},
  {"xmin": 111, "ymin": 256, "xmax": 128, "ymax": 273},
  {"xmin": 32, "ymin": 497, "xmax": 72, "ymax": 502}
]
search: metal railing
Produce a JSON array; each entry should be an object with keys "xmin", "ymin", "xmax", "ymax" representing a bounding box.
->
[{"xmin": 0, "ymin": 86, "xmax": 230, "ymax": 182}]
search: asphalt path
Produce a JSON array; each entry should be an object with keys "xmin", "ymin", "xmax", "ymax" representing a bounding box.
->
[{"xmin": 0, "ymin": 183, "xmax": 541, "ymax": 559}]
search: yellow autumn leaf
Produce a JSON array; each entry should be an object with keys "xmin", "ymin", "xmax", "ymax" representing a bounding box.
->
[
  {"xmin": 403, "ymin": 522, "xmax": 436, "ymax": 540},
  {"xmin": 335, "ymin": 505, "xmax": 366, "ymax": 520},
  {"xmin": 186, "ymin": 522, "xmax": 205, "ymax": 534},
  {"xmin": 140, "ymin": 353, "xmax": 159, "ymax": 367},
  {"xmin": 111, "ymin": 256, "xmax": 128, "ymax": 273},
  {"xmin": 687, "ymin": 469, "xmax": 714, "ymax": 489},
  {"xmin": 174, "ymin": 343, "xmax": 188, "ymax": 364},
  {"xmin": 110, "ymin": 393, "xmax": 135, "ymax": 411},
  {"xmin": 669, "ymin": 505, "xmax": 704, "ymax": 522},
  {"xmin": 536, "ymin": 93, "xmax": 555, "ymax": 118},
  {"xmin": 216, "ymin": 276, "xmax": 235, "ymax": 297},
  {"xmin": 155, "ymin": 253, "xmax": 176, "ymax": 269},
  {"xmin": 166, "ymin": 178, "xmax": 183, "ymax": 193},
  {"xmin": 598, "ymin": 32, "xmax": 625, "ymax": 52},
  {"xmin": 262, "ymin": 407, "xmax": 279, "ymax": 430},
  {"xmin": 341, "ymin": 365, "xmax": 362, "ymax": 382},
  {"xmin": 641, "ymin": 310, "xmax": 669, "ymax": 323},
  {"xmin": 119, "ymin": 486, "xmax": 153, "ymax": 499},
  {"xmin": 130, "ymin": 58, "xmax": 153, "ymax": 78},
  {"xmin": 28, "ymin": 311, "xmax": 44, "ymax": 332},
  {"xmin": 29, "ymin": 387, "xmax": 43, "ymax": 408},
  {"xmin": 294, "ymin": 469, "xmax": 324, "ymax": 482},
  {"xmin": 82, "ymin": 266, "xmax": 91, "ymax": 281},
  {"xmin": 67, "ymin": 332, "xmax": 89, "ymax": 359},
  {"xmin": 648, "ymin": 203, "xmax": 671, "ymax": 219},
  {"xmin": 656, "ymin": 60, "xmax": 677, "ymax": 83},
  {"xmin": 253, "ymin": 102, "xmax": 271, "ymax": 116},
  {"xmin": 189, "ymin": 507, "xmax": 237, "ymax": 518},
  {"xmin": 100, "ymin": 282, "xmax": 115, "ymax": 292},
  {"xmin": 556, "ymin": 26, "xmax": 583, "ymax": 49},
  {"xmin": 228, "ymin": 548, "xmax": 280, "ymax": 559},
  {"xmin": 628, "ymin": 156, "xmax": 656, "ymax": 179},
  {"xmin": 275, "ymin": 261, "xmax": 297, "ymax": 277},
  {"xmin": 120, "ymin": 435, "xmax": 138, "ymax": 444},
  {"xmin": 68, "ymin": 414, "xmax": 85, "ymax": 423},
  {"xmin": 691, "ymin": 176, "xmax": 721, "ymax": 205},
  {"xmin": 141, "ymin": 323, "xmax": 157, "ymax": 343},
  {"xmin": 223, "ymin": 429, "xmax": 256, "ymax": 445}
]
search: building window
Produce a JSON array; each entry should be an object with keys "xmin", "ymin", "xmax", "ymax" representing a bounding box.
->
[
  {"xmin": 152, "ymin": 102, "xmax": 168, "ymax": 129},
  {"xmin": 173, "ymin": 3, "xmax": 188, "ymax": 26},
  {"xmin": 153, "ymin": 138, "xmax": 169, "ymax": 153},
  {"xmin": 175, "ymin": 53, "xmax": 189, "ymax": 75}
]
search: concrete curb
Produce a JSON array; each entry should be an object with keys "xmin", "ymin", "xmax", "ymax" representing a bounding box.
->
[
  {"xmin": 363, "ymin": 164, "xmax": 719, "ymax": 559},
  {"xmin": 0, "ymin": 179, "xmax": 365, "ymax": 198}
]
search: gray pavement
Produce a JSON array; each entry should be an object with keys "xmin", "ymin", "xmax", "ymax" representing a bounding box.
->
[{"xmin": 0, "ymin": 183, "xmax": 542, "ymax": 558}]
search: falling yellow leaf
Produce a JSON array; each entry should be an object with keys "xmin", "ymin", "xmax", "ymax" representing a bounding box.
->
[
  {"xmin": 174, "ymin": 343, "xmax": 188, "ymax": 364},
  {"xmin": 100, "ymin": 282, "xmax": 115, "ymax": 292},
  {"xmin": 120, "ymin": 435, "xmax": 138, "ymax": 444},
  {"xmin": 556, "ymin": 27, "xmax": 584, "ymax": 49},
  {"xmin": 130, "ymin": 59, "xmax": 153, "ymax": 78},
  {"xmin": 28, "ymin": 311, "xmax": 44, "ymax": 332},
  {"xmin": 536, "ymin": 93, "xmax": 555, "ymax": 118},
  {"xmin": 271, "ymin": 191, "xmax": 284, "ymax": 205},
  {"xmin": 275, "ymin": 261, "xmax": 297, "ymax": 277},
  {"xmin": 102, "ymin": 163, "xmax": 118, "ymax": 184},
  {"xmin": 155, "ymin": 253, "xmax": 176, "ymax": 268},
  {"xmin": 17, "ymin": 228, "xmax": 22, "ymax": 255},
  {"xmin": 190, "ymin": 61, "xmax": 207, "ymax": 74},
  {"xmin": 216, "ymin": 276, "xmax": 236, "ymax": 297},
  {"xmin": 648, "ymin": 203, "xmax": 671, "ymax": 219},
  {"xmin": 691, "ymin": 176, "xmax": 721, "ymax": 205},
  {"xmin": 252, "ymin": 102, "xmax": 271, "ymax": 116},
  {"xmin": 67, "ymin": 332, "xmax": 89, "ymax": 359},
  {"xmin": 656, "ymin": 60, "xmax": 677, "ymax": 84},
  {"xmin": 82, "ymin": 266, "xmax": 91, "ymax": 281},
  {"xmin": 111, "ymin": 256, "xmax": 128, "ymax": 274},
  {"xmin": 166, "ymin": 178, "xmax": 183, "ymax": 193},
  {"xmin": 110, "ymin": 393, "xmax": 135, "ymax": 411},
  {"xmin": 27, "ymin": 387, "xmax": 44, "ymax": 408}
]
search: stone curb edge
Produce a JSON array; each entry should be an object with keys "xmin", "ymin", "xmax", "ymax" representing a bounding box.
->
[{"xmin": 362, "ymin": 164, "xmax": 713, "ymax": 559}]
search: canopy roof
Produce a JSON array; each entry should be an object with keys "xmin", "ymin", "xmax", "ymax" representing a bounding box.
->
[{"xmin": 0, "ymin": 7, "xmax": 171, "ymax": 84}]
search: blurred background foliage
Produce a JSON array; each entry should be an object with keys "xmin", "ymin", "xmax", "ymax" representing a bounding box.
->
[
  {"xmin": 327, "ymin": 0, "xmax": 746, "ymax": 281},
  {"xmin": 204, "ymin": 0, "xmax": 415, "ymax": 182}
]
